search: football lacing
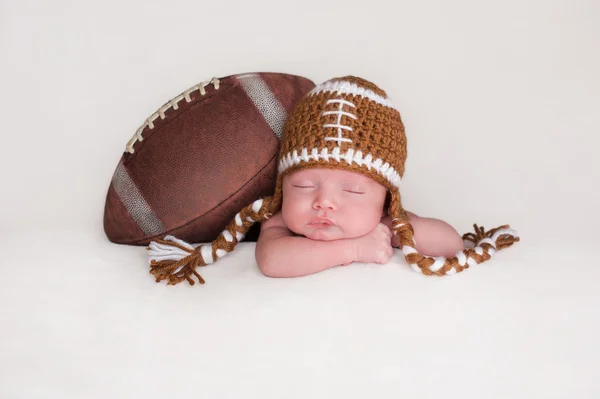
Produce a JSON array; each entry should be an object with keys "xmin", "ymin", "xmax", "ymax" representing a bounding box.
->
[{"xmin": 125, "ymin": 77, "xmax": 221, "ymax": 154}]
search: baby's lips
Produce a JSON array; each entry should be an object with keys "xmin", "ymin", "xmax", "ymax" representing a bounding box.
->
[{"xmin": 308, "ymin": 217, "xmax": 335, "ymax": 226}]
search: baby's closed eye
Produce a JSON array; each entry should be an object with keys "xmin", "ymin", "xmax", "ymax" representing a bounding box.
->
[
  {"xmin": 292, "ymin": 184, "xmax": 315, "ymax": 189},
  {"xmin": 343, "ymin": 189, "xmax": 364, "ymax": 194},
  {"xmin": 342, "ymin": 185, "xmax": 365, "ymax": 194}
]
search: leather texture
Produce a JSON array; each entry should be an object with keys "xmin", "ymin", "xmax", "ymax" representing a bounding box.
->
[{"xmin": 104, "ymin": 72, "xmax": 315, "ymax": 245}]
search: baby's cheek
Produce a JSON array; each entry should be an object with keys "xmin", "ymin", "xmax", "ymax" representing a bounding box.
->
[
  {"xmin": 281, "ymin": 199, "xmax": 305, "ymax": 233},
  {"xmin": 345, "ymin": 203, "xmax": 382, "ymax": 235}
]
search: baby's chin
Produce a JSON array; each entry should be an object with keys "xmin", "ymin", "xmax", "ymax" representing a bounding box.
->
[
  {"xmin": 284, "ymin": 215, "xmax": 378, "ymax": 241},
  {"xmin": 286, "ymin": 223, "xmax": 340, "ymax": 241},
  {"xmin": 301, "ymin": 225, "xmax": 367, "ymax": 241},
  {"xmin": 304, "ymin": 229, "xmax": 342, "ymax": 241}
]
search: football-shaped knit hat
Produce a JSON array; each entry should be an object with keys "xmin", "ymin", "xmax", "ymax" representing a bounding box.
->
[{"xmin": 147, "ymin": 76, "xmax": 519, "ymax": 285}]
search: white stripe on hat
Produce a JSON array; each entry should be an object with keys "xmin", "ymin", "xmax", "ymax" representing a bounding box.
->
[
  {"xmin": 278, "ymin": 147, "xmax": 402, "ymax": 189},
  {"xmin": 308, "ymin": 80, "xmax": 395, "ymax": 109},
  {"xmin": 236, "ymin": 74, "xmax": 288, "ymax": 139},
  {"xmin": 112, "ymin": 161, "xmax": 164, "ymax": 235}
]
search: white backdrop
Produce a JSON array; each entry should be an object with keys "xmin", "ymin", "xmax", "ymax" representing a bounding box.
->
[{"xmin": 1, "ymin": 0, "xmax": 599, "ymax": 398}]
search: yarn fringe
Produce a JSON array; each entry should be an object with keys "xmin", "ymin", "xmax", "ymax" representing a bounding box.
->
[
  {"xmin": 148, "ymin": 236, "xmax": 206, "ymax": 285},
  {"xmin": 462, "ymin": 224, "xmax": 519, "ymax": 250}
]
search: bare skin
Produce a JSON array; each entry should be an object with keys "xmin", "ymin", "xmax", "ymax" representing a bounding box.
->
[{"xmin": 255, "ymin": 168, "xmax": 465, "ymax": 278}]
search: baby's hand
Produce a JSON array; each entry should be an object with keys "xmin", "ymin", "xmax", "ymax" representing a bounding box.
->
[{"xmin": 352, "ymin": 223, "xmax": 394, "ymax": 264}]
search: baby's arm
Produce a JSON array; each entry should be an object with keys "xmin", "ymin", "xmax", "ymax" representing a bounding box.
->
[
  {"xmin": 255, "ymin": 213, "xmax": 355, "ymax": 278},
  {"xmin": 382, "ymin": 211, "xmax": 465, "ymax": 258}
]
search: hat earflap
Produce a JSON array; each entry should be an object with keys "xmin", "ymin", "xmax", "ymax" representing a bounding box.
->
[
  {"xmin": 147, "ymin": 195, "xmax": 281, "ymax": 285},
  {"xmin": 388, "ymin": 190, "xmax": 520, "ymax": 276}
]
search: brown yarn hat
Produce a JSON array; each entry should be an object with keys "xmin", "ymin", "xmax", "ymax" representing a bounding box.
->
[{"xmin": 147, "ymin": 76, "xmax": 519, "ymax": 285}]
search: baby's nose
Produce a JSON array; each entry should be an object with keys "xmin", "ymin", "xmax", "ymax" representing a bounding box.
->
[{"xmin": 313, "ymin": 195, "xmax": 336, "ymax": 211}]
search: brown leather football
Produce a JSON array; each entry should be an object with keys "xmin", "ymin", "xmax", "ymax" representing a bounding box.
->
[{"xmin": 104, "ymin": 72, "xmax": 315, "ymax": 246}]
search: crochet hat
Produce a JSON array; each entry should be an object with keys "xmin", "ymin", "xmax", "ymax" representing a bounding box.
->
[{"xmin": 147, "ymin": 76, "xmax": 519, "ymax": 285}]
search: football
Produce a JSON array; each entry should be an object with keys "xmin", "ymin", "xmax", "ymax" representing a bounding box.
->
[{"xmin": 104, "ymin": 72, "xmax": 315, "ymax": 245}]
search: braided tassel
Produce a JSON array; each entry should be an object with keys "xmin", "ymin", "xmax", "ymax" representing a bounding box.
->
[
  {"xmin": 388, "ymin": 190, "xmax": 519, "ymax": 276},
  {"xmin": 393, "ymin": 220, "xmax": 519, "ymax": 275},
  {"xmin": 147, "ymin": 197, "xmax": 276, "ymax": 285}
]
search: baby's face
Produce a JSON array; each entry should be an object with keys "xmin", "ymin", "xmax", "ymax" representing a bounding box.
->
[{"xmin": 281, "ymin": 168, "xmax": 387, "ymax": 241}]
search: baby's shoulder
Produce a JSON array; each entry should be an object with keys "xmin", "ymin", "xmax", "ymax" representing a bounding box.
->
[
  {"xmin": 261, "ymin": 210, "xmax": 287, "ymax": 229},
  {"xmin": 257, "ymin": 211, "xmax": 301, "ymax": 240}
]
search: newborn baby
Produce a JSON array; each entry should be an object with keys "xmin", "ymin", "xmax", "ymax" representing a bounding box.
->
[
  {"xmin": 148, "ymin": 75, "xmax": 517, "ymax": 286},
  {"xmin": 256, "ymin": 167, "xmax": 465, "ymax": 278}
]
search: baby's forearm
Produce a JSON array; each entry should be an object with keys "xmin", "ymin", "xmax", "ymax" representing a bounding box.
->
[{"xmin": 256, "ymin": 235, "xmax": 355, "ymax": 278}]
